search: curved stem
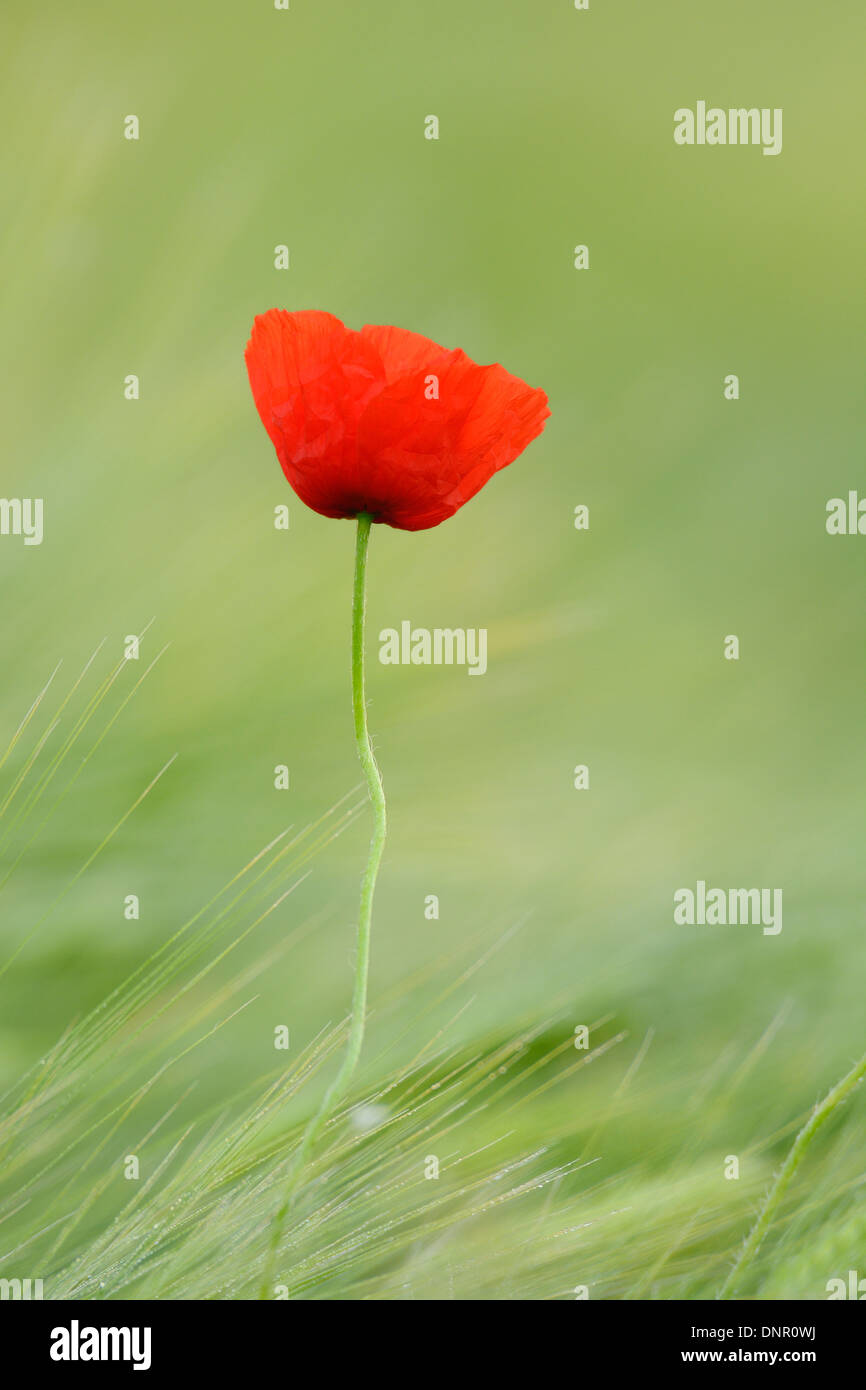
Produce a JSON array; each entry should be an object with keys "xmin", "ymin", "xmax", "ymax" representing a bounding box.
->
[
  {"xmin": 718, "ymin": 1048, "xmax": 866, "ymax": 1299},
  {"xmin": 259, "ymin": 513, "xmax": 386, "ymax": 1298}
]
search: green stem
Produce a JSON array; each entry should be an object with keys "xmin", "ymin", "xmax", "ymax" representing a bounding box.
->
[
  {"xmin": 718, "ymin": 1048, "xmax": 866, "ymax": 1299},
  {"xmin": 258, "ymin": 513, "xmax": 386, "ymax": 1299}
]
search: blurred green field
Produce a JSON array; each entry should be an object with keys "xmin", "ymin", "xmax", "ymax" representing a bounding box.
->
[{"xmin": 0, "ymin": 0, "xmax": 863, "ymax": 1299}]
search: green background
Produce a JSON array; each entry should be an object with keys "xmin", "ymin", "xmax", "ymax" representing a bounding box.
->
[{"xmin": 0, "ymin": 0, "xmax": 863, "ymax": 1299}]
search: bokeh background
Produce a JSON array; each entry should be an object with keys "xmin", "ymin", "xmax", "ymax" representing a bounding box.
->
[{"xmin": 0, "ymin": 0, "xmax": 863, "ymax": 1299}]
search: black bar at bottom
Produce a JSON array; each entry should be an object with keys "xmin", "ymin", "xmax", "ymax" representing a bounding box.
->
[{"xmin": 4, "ymin": 1297, "xmax": 860, "ymax": 1374}]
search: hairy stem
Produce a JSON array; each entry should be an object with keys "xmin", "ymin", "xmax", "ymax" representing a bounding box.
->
[
  {"xmin": 718, "ymin": 1048, "xmax": 866, "ymax": 1299},
  {"xmin": 259, "ymin": 513, "xmax": 386, "ymax": 1298}
]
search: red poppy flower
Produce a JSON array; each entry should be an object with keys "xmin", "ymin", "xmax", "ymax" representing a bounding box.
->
[{"xmin": 244, "ymin": 309, "xmax": 550, "ymax": 531}]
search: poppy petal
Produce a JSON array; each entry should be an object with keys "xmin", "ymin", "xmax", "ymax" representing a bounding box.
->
[
  {"xmin": 245, "ymin": 309, "xmax": 384, "ymax": 518},
  {"xmin": 357, "ymin": 325, "xmax": 549, "ymax": 529},
  {"xmin": 245, "ymin": 311, "xmax": 549, "ymax": 530}
]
